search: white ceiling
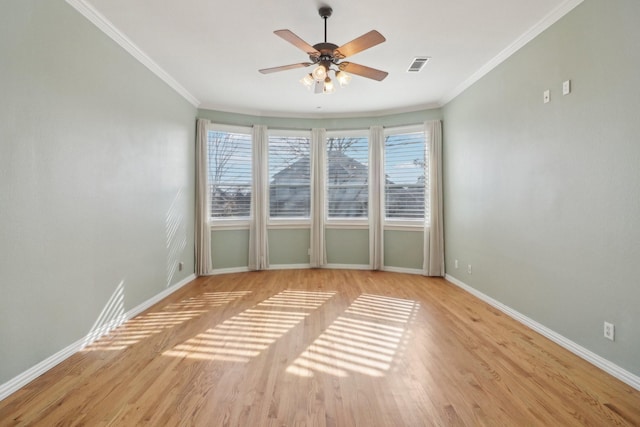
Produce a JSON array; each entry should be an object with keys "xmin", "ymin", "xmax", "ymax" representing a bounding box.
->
[{"xmin": 79, "ymin": 0, "xmax": 580, "ymax": 118}]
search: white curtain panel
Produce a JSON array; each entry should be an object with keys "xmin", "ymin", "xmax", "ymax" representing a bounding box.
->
[
  {"xmin": 369, "ymin": 126, "xmax": 385, "ymax": 270},
  {"xmin": 310, "ymin": 128, "xmax": 327, "ymax": 268},
  {"xmin": 423, "ymin": 120, "xmax": 445, "ymax": 276},
  {"xmin": 195, "ymin": 119, "xmax": 214, "ymax": 276},
  {"xmin": 248, "ymin": 125, "xmax": 269, "ymax": 270}
]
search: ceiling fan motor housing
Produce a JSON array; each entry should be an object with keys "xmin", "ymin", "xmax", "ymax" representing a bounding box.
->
[{"xmin": 310, "ymin": 42, "xmax": 340, "ymax": 64}]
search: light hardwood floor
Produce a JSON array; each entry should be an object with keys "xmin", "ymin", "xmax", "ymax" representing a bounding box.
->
[{"xmin": 1, "ymin": 270, "xmax": 639, "ymax": 426}]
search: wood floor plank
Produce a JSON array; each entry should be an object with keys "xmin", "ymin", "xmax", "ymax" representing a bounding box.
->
[{"xmin": 1, "ymin": 270, "xmax": 638, "ymax": 426}]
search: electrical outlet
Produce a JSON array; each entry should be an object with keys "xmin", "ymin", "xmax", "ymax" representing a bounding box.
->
[
  {"xmin": 604, "ymin": 322, "xmax": 615, "ymax": 341},
  {"xmin": 563, "ymin": 80, "xmax": 571, "ymax": 95},
  {"xmin": 178, "ymin": 262, "xmax": 184, "ymax": 272},
  {"xmin": 467, "ymin": 264, "xmax": 472, "ymax": 274},
  {"xmin": 543, "ymin": 89, "xmax": 550, "ymax": 103},
  {"xmin": 454, "ymin": 259, "xmax": 459, "ymax": 269}
]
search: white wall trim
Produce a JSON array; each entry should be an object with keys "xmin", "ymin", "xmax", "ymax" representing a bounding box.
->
[
  {"xmin": 267, "ymin": 221, "xmax": 311, "ymax": 230},
  {"xmin": 383, "ymin": 266, "xmax": 423, "ymax": 275},
  {"xmin": 269, "ymin": 264, "xmax": 312, "ymax": 270},
  {"xmin": 211, "ymin": 264, "xmax": 425, "ymax": 274},
  {"xmin": 128, "ymin": 274, "xmax": 196, "ymax": 319},
  {"xmin": 0, "ymin": 274, "xmax": 196, "ymax": 402},
  {"xmin": 211, "ymin": 266, "xmax": 251, "ymax": 275},
  {"xmin": 384, "ymin": 224, "xmax": 424, "ymax": 232},
  {"xmin": 324, "ymin": 264, "xmax": 371, "ymax": 270},
  {"xmin": 65, "ymin": 0, "xmax": 200, "ymax": 107},
  {"xmin": 210, "ymin": 223, "xmax": 250, "ymax": 231},
  {"xmin": 325, "ymin": 222, "xmax": 369, "ymax": 230},
  {"xmin": 0, "ymin": 339, "xmax": 82, "ymax": 402},
  {"xmin": 445, "ymin": 274, "xmax": 640, "ymax": 392},
  {"xmin": 440, "ymin": 0, "xmax": 584, "ymax": 106}
]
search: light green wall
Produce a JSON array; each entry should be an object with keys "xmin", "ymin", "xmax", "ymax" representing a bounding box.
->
[
  {"xmin": 325, "ymin": 229, "xmax": 370, "ymax": 266},
  {"xmin": 0, "ymin": 0, "xmax": 196, "ymax": 383},
  {"xmin": 210, "ymin": 228, "xmax": 372, "ymax": 268},
  {"xmin": 384, "ymin": 230, "xmax": 424, "ymax": 270},
  {"xmin": 443, "ymin": 0, "xmax": 640, "ymax": 375},
  {"xmin": 211, "ymin": 228, "xmax": 425, "ymax": 269},
  {"xmin": 268, "ymin": 229, "xmax": 311, "ymax": 266},
  {"xmin": 211, "ymin": 230, "xmax": 250, "ymax": 269}
]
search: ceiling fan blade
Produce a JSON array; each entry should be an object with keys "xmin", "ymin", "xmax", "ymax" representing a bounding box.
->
[
  {"xmin": 274, "ymin": 30, "xmax": 320, "ymax": 56},
  {"xmin": 259, "ymin": 63, "xmax": 313, "ymax": 74},
  {"xmin": 340, "ymin": 62, "xmax": 388, "ymax": 81},
  {"xmin": 334, "ymin": 30, "xmax": 386, "ymax": 59}
]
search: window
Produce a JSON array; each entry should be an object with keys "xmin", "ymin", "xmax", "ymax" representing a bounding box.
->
[
  {"xmin": 269, "ymin": 134, "xmax": 311, "ymax": 218},
  {"xmin": 207, "ymin": 130, "xmax": 252, "ymax": 219},
  {"xmin": 326, "ymin": 134, "xmax": 369, "ymax": 219},
  {"xmin": 384, "ymin": 130, "xmax": 427, "ymax": 221}
]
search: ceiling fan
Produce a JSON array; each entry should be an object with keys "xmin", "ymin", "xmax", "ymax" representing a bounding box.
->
[{"xmin": 259, "ymin": 6, "xmax": 388, "ymax": 94}]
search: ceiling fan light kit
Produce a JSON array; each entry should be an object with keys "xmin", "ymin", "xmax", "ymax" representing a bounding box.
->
[{"xmin": 259, "ymin": 6, "xmax": 388, "ymax": 95}]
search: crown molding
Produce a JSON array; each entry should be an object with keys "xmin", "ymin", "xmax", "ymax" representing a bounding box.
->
[
  {"xmin": 440, "ymin": 0, "xmax": 584, "ymax": 106},
  {"xmin": 65, "ymin": 0, "xmax": 200, "ymax": 107}
]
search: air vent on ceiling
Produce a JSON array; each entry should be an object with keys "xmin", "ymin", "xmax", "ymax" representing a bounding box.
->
[{"xmin": 407, "ymin": 57, "xmax": 430, "ymax": 72}]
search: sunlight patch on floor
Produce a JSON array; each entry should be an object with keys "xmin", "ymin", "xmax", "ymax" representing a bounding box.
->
[
  {"xmin": 82, "ymin": 291, "xmax": 250, "ymax": 351},
  {"xmin": 286, "ymin": 293, "xmax": 419, "ymax": 377},
  {"xmin": 163, "ymin": 290, "xmax": 336, "ymax": 362}
]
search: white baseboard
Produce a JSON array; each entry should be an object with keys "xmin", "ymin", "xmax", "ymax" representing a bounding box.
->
[
  {"xmin": 324, "ymin": 264, "xmax": 371, "ymax": 270},
  {"xmin": 211, "ymin": 264, "xmax": 426, "ymax": 275},
  {"xmin": 383, "ymin": 266, "xmax": 424, "ymax": 275},
  {"xmin": 0, "ymin": 274, "xmax": 196, "ymax": 402},
  {"xmin": 0, "ymin": 337, "xmax": 84, "ymax": 402},
  {"xmin": 127, "ymin": 274, "xmax": 196, "ymax": 320},
  {"xmin": 210, "ymin": 266, "xmax": 251, "ymax": 275},
  {"xmin": 444, "ymin": 274, "xmax": 640, "ymax": 392},
  {"xmin": 269, "ymin": 264, "xmax": 312, "ymax": 270}
]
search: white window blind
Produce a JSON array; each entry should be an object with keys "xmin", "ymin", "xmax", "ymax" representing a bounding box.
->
[
  {"xmin": 269, "ymin": 135, "xmax": 311, "ymax": 218},
  {"xmin": 207, "ymin": 130, "xmax": 252, "ymax": 218},
  {"xmin": 326, "ymin": 136, "xmax": 369, "ymax": 218},
  {"xmin": 384, "ymin": 131, "xmax": 427, "ymax": 220}
]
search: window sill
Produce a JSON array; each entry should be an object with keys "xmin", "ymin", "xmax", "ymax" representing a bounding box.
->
[
  {"xmin": 384, "ymin": 220, "xmax": 425, "ymax": 231},
  {"xmin": 325, "ymin": 220, "xmax": 369, "ymax": 230},
  {"xmin": 268, "ymin": 219, "xmax": 311, "ymax": 230},
  {"xmin": 209, "ymin": 219, "xmax": 250, "ymax": 231}
]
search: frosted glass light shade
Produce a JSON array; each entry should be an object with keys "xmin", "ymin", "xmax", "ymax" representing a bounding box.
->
[
  {"xmin": 336, "ymin": 70, "xmax": 352, "ymax": 87},
  {"xmin": 300, "ymin": 73, "xmax": 314, "ymax": 89},
  {"xmin": 323, "ymin": 77, "xmax": 335, "ymax": 94},
  {"xmin": 312, "ymin": 65, "xmax": 327, "ymax": 81}
]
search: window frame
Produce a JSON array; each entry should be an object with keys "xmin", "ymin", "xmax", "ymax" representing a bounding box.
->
[
  {"xmin": 207, "ymin": 124, "xmax": 253, "ymax": 230},
  {"xmin": 325, "ymin": 129, "xmax": 370, "ymax": 227},
  {"xmin": 267, "ymin": 129, "xmax": 312, "ymax": 229},
  {"xmin": 383, "ymin": 125, "xmax": 426, "ymax": 230}
]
